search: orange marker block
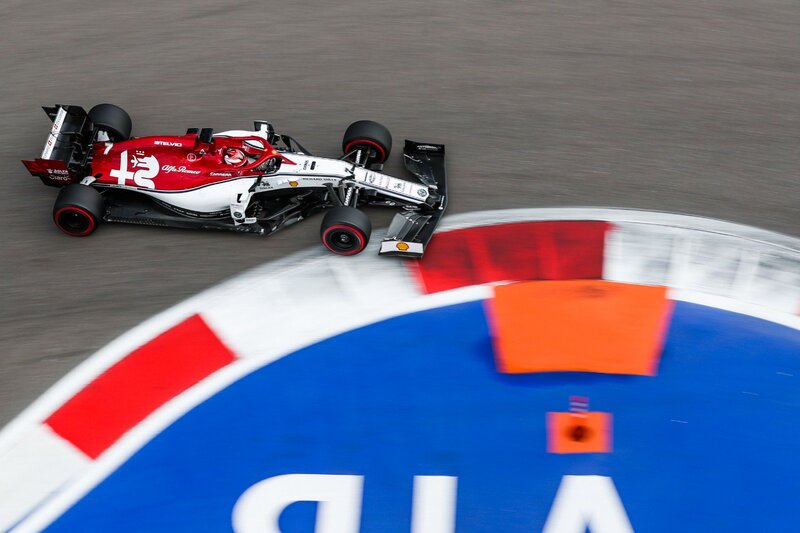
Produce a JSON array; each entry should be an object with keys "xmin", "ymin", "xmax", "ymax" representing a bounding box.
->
[
  {"xmin": 489, "ymin": 280, "xmax": 672, "ymax": 376},
  {"xmin": 547, "ymin": 412, "xmax": 612, "ymax": 454}
]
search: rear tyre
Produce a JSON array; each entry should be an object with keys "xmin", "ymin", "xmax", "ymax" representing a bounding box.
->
[
  {"xmin": 342, "ymin": 120, "xmax": 392, "ymax": 164},
  {"xmin": 53, "ymin": 184, "xmax": 104, "ymax": 237},
  {"xmin": 320, "ymin": 206, "xmax": 372, "ymax": 256},
  {"xmin": 88, "ymin": 103, "xmax": 132, "ymax": 141}
]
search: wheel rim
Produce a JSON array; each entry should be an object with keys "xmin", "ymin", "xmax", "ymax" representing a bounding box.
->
[
  {"xmin": 96, "ymin": 127, "xmax": 126, "ymax": 142},
  {"xmin": 55, "ymin": 207, "xmax": 95, "ymax": 236},
  {"xmin": 322, "ymin": 225, "xmax": 366, "ymax": 255},
  {"xmin": 344, "ymin": 139, "xmax": 387, "ymax": 164}
]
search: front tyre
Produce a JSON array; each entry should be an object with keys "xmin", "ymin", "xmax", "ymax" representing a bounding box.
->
[
  {"xmin": 320, "ymin": 206, "xmax": 371, "ymax": 256},
  {"xmin": 53, "ymin": 184, "xmax": 104, "ymax": 237},
  {"xmin": 342, "ymin": 120, "xmax": 392, "ymax": 165}
]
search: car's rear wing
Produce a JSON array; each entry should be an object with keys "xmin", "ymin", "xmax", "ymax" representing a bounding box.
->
[
  {"xmin": 380, "ymin": 140, "xmax": 447, "ymax": 258},
  {"xmin": 21, "ymin": 105, "xmax": 92, "ymax": 187}
]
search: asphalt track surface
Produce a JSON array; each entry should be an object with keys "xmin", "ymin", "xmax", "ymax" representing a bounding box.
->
[{"xmin": 0, "ymin": 1, "xmax": 798, "ymax": 427}]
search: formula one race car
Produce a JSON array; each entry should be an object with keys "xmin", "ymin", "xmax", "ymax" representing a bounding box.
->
[{"xmin": 22, "ymin": 104, "xmax": 447, "ymax": 257}]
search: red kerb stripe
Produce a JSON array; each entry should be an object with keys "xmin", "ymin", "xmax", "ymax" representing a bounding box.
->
[
  {"xmin": 414, "ymin": 221, "xmax": 611, "ymax": 293},
  {"xmin": 45, "ymin": 314, "xmax": 236, "ymax": 459}
]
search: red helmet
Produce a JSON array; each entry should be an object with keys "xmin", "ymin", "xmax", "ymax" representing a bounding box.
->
[{"xmin": 223, "ymin": 147, "xmax": 247, "ymax": 167}]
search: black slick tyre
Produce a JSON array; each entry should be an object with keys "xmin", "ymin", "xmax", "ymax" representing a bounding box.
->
[
  {"xmin": 53, "ymin": 184, "xmax": 104, "ymax": 237},
  {"xmin": 88, "ymin": 103, "xmax": 132, "ymax": 141},
  {"xmin": 342, "ymin": 120, "xmax": 392, "ymax": 164},
  {"xmin": 320, "ymin": 206, "xmax": 372, "ymax": 256}
]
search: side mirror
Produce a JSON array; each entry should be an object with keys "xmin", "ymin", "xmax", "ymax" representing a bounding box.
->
[
  {"xmin": 198, "ymin": 128, "xmax": 214, "ymax": 144},
  {"xmin": 254, "ymin": 120, "xmax": 276, "ymax": 143}
]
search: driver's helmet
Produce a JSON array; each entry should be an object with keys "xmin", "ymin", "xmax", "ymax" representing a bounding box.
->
[{"xmin": 223, "ymin": 147, "xmax": 247, "ymax": 167}]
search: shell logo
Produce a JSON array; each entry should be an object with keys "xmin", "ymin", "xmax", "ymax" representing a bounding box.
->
[{"xmin": 396, "ymin": 242, "xmax": 410, "ymax": 251}]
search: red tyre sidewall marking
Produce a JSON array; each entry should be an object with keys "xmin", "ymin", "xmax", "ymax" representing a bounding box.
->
[
  {"xmin": 54, "ymin": 206, "xmax": 97, "ymax": 237},
  {"xmin": 322, "ymin": 224, "xmax": 367, "ymax": 256},
  {"xmin": 344, "ymin": 139, "xmax": 387, "ymax": 163}
]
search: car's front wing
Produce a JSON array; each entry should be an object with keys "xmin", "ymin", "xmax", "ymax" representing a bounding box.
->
[{"xmin": 379, "ymin": 140, "xmax": 447, "ymax": 258}]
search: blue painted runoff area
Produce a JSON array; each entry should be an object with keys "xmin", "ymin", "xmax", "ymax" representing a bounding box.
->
[{"xmin": 46, "ymin": 301, "xmax": 800, "ymax": 532}]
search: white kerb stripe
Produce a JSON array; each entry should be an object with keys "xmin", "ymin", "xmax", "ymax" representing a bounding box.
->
[
  {"xmin": 605, "ymin": 222, "xmax": 800, "ymax": 315},
  {"xmin": 202, "ymin": 239, "xmax": 424, "ymax": 359},
  {"xmin": 0, "ymin": 424, "xmax": 89, "ymax": 532}
]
